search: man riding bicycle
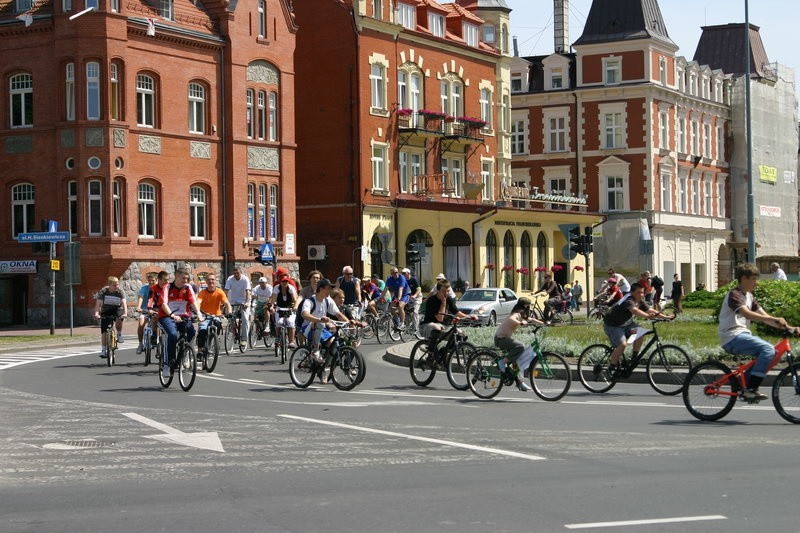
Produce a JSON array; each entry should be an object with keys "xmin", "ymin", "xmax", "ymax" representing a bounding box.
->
[
  {"xmin": 384, "ymin": 267, "xmax": 411, "ymax": 326},
  {"xmin": 156, "ymin": 269, "xmax": 204, "ymax": 380},
  {"xmin": 271, "ymin": 273, "xmax": 299, "ymax": 348},
  {"xmin": 420, "ymin": 280, "xmax": 471, "ymax": 350},
  {"xmin": 301, "ymin": 279, "xmax": 357, "ymax": 367},
  {"xmin": 494, "ymin": 297, "xmax": 545, "ymax": 391},
  {"xmin": 224, "ymin": 266, "xmax": 251, "ymax": 349},
  {"xmin": 94, "ymin": 276, "xmax": 127, "ymax": 358},
  {"xmin": 533, "ymin": 273, "xmax": 561, "ymax": 322},
  {"xmin": 135, "ymin": 273, "xmax": 157, "ymax": 354},
  {"xmin": 196, "ymin": 274, "xmax": 232, "ymax": 356},
  {"xmin": 252, "ymin": 276, "xmax": 274, "ymax": 336}
]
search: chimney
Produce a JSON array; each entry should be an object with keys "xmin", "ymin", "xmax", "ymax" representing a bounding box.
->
[
  {"xmin": 554, "ymin": 0, "xmax": 569, "ymax": 53},
  {"xmin": 513, "ymin": 36, "xmax": 519, "ymax": 57}
]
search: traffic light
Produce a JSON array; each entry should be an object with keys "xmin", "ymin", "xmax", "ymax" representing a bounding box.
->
[
  {"xmin": 407, "ymin": 248, "xmax": 420, "ymax": 264},
  {"xmin": 569, "ymin": 225, "xmax": 584, "ymax": 255},
  {"xmin": 584, "ymin": 226, "xmax": 593, "ymax": 254}
]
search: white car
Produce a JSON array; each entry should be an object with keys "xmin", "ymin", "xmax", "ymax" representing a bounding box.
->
[{"xmin": 457, "ymin": 288, "xmax": 520, "ymax": 326}]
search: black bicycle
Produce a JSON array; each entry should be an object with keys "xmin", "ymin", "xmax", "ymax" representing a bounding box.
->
[
  {"xmin": 157, "ymin": 318, "xmax": 198, "ymax": 391},
  {"xmin": 409, "ymin": 316, "xmax": 477, "ymax": 390},
  {"xmin": 224, "ymin": 304, "xmax": 248, "ymax": 355},
  {"xmin": 289, "ymin": 321, "xmax": 366, "ymax": 390},
  {"xmin": 198, "ymin": 315, "xmax": 222, "ymax": 373},
  {"xmin": 274, "ymin": 307, "xmax": 294, "ymax": 364},
  {"xmin": 249, "ymin": 305, "xmax": 274, "ymax": 350},
  {"xmin": 577, "ymin": 318, "xmax": 691, "ymax": 395}
]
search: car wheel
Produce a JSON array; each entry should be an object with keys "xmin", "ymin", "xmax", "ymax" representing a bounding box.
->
[{"xmin": 487, "ymin": 312, "xmax": 496, "ymax": 327}]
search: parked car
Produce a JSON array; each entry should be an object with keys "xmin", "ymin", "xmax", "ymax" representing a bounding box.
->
[{"xmin": 456, "ymin": 288, "xmax": 519, "ymax": 326}]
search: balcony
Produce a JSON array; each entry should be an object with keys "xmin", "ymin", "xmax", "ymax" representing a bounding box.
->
[{"xmin": 411, "ymin": 173, "xmax": 455, "ymax": 197}]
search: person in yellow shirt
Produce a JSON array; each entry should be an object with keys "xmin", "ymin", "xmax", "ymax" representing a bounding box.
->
[{"xmin": 196, "ymin": 274, "xmax": 232, "ymax": 354}]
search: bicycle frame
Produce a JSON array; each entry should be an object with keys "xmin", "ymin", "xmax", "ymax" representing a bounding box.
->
[{"xmin": 704, "ymin": 337, "xmax": 794, "ymax": 399}]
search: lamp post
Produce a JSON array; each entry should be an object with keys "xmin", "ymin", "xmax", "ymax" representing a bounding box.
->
[{"xmin": 744, "ymin": 0, "xmax": 756, "ymax": 262}]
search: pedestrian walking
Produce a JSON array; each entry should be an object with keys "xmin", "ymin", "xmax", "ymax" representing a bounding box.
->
[{"xmin": 671, "ymin": 273, "xmax": 684, "ymax": 313}]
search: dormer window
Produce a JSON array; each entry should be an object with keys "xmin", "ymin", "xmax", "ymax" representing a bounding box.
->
[
  {"xmin": 463, "ymin": 23, "xmax": 478, "ymax": 47},
  {"xmin": 396, "ymin": 2, "xmax": 415, "ymax": 30},
  {"xmin": 604, "ymin": 57, "xmax": 621, "ymax": 85},
  {"xmin": 159, "ymin": 0, "xmax": 173, "ymax": 20},
  {"xmin": 482, "ymin": 24, "xmax": 495, "ymax": 44},
  {"xmin": 511, "ymin": 73, "xmax": 522, "ymax": 93},
  {"xmin": 428, "ymin": 13, "xmax": 445, "ymax": 37},
  {"xmin": 659, "ymin": 58, "xmax": 667, "ymax": 85},
  {"xmin": 551, "ymin": 69, "xmax": 563, "ymax": 90}
]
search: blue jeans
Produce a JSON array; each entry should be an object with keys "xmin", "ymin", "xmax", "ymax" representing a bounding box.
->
[
  {"xmin": 722, "ymin": 332, "xmax": 775, "ymax": 378},
  {"xmin": 158, "ymin": 317, "xmax": 196, "ymax": 365}
]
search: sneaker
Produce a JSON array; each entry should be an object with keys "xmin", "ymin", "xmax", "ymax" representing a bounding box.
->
[
  {"xmin": 312, "ymin": 350, "xmax": 324, "ymax": 363},
  {"xmin": 239, "ymin": 341, "xmax": 247, "ymax": 348},
  {"xmin": 118, "ymin": 334, "xmax": 125, "ymax": 343},
  {"xmin": 517, "ymin": 380, "xmax": 532, "ymax": 392},
  {"xmin": 99, "ymin": 348, "xmax": 107, "ymax": 358},
  {"xmin": 161, "ymin": 364, "xmax": 171, "ymax": 380},
  {"xmin": 288, "ymin": 341, "xmax": 296, "ymax": 349},
  {"xmin": 136, "ymin": 345, "xmax": 143, "ymax": 354},
  {"xmin": 742, "ymin": 388, "xmax": 768, "ymax": 401}
]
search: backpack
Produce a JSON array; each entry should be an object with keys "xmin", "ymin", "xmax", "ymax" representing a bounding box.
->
[
  {"xmin": 651, "ymin": 275, "xmax": 664, "ymax": 288},
  {"xmin": 295, "ymin": 297, "xmax": 317, "ymax": 331}
]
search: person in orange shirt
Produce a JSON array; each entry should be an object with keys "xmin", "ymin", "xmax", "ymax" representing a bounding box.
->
[{"xmin": 196, "ymin": 274, "xmax": 232, "ymax": 355}]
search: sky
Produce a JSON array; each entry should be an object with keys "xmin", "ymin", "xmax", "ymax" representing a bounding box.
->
[{"xmin": 505, "ymin": 0, "xmax": 799, "ymax": 77}]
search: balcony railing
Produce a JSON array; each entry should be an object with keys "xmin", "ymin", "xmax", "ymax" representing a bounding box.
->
[{"xmin": 412, "ymin": 173, "xmax": 455, "ymax": 197}]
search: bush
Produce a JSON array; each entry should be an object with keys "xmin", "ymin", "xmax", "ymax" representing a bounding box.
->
[{"xmin": 753, "ymin": 280, "xmax": 800, "ymax": 333}]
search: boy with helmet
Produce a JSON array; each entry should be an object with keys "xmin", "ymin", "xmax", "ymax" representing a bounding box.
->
[{"xmin": 493, "ymin": 297, "xmax": 545, "ymax": 391}]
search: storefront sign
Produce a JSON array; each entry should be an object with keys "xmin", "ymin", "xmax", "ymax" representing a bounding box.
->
[
  {"xmin": 0, "ymin": 260, "xmax": 37, "ymax": 274},
  {"xmin": 284, "ymin": 233, "xmax": 295, "ymax": 255},
  {"xmin": 494, "ymin": 220, "xmax": 542, "ymax": 227},
  {"xmin": 759, "ymin": 165, "xmax": 778, "ymax": 183},
  {"xmin": 759, "ymin": 205, "xmax": 781, "ymax": 218}
]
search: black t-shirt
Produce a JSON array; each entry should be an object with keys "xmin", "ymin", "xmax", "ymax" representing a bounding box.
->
[
  {"xmin": 422, "ymin": 293, "xmax": 458, "ymax": 325},
  {"xmin": 603, "ymin": 295, "xmax": 649, "ymax": 327}
]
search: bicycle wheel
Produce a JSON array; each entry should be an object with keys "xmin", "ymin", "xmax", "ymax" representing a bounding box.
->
[
  {"xmin": 446, "ymin": 341, "xmax": 476, "ymax": 391},
  {"xmin": 143, "ymin": 331, "xmax": 152, "ymax": 367},
  {"xmin": 260, "ymin": 321, "xmax": 272, "ymax": 350},
  {"xmin": 646, "ymin": 344, "xmax": 692, "ymax": 395},
  {"xmin": 577, "ymin": 344, "xmax": 616, "ymax": 393},
  {"xmin": 559, "ymin": 309, "xmax": 574, "ymax": 325},
  {"xmin": 223, "ymin": 323, "xmax": 235, "ymax": 355},
  {"xmin": 388, "ymin": 317, "xmax": 403, "ymax": 342},
  {"xmin": 331, "ymin": 347, "xmax": 365, "ymax": 391},
  {"xmin": 289, "ymin": 347, "xmax": 316, "ymax": 388},
  {"xmin": 104, "ymin": 331, "xmax": 113, "ymax": 367},
  {"xmin": 158, "ymin": 344, "xmax": 173, "ymax": 388},
  {"xmin": 587, "ymin": 308, "xmax": 604, "ymax": 323},
  {"xmin": 772, "ymin": 363, "xmax": 800, "ymax": 424},
  {"xmin": 178, "ymin": 344, "xmax": 197, "ymax": 391},
  {"xmin": 238, "ymin": 326, "xmax": 247, "ymax": 353},
  {"xmin": 204, "ymin": 329, "xmax": 219, "ymax": 373},
  {"xmin": 682, "ymin": 360, "xmax": 737, "ymax": 421},
  {"xmin": 248, "ymin": 320, "xmax": 258, "ymax": 350},
  {"xmin": 409, "ymin": 340, "xmax": 437, "ymax": 387},
  {"xmin": 361, "ymin": 315, "xmax": 376, "ymax": 340},
  {"xmin": 530, "ymin": 351, "xmax": 571, "ymax": 401},
  {"xmin": 661, "ymin": 303, "xmax": 679, "ymax": 318},
  {"xmin": 466, "ymin": 349, "xmax": 504, "ymax": 399},
  {"xmin": 375, "ymin": 315, "xmax": 391, "ymax": 344}
]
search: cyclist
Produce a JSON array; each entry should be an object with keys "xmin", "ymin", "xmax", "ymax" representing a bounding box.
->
[
  {"xmin": 94, "ymin": 276, "xmax": 128, "ymax": 358},
  {"xmin": 402, "ymin": 268, "xmax": 422, "ymax": 325},
  {"xmin": 271, "ymin": 272, "xmax": 299, "ymax": 348},
  {"xmin": 607, "ymin": 267, "xmax": 631, "ymax": 295},
  {"xmin": 335, "ymin": 266, "xmax": 361, "ymax": 306},
  {"xmin": 427, "ymin": 273, "xmax": 456, "ymax": 298},
  {"xmin": 156, "ymin": 268, "xmax": 203, "ymax": 380},
  {"xmin": 600, "ymin": 277, "xmax": 623, "ymax": 306},
  {"xmin": 225, "ymin": 266, "xmax": 251, "ymax": 350},
  {"xmin": 604, "ymin": 282, "xmax": 672, "ymax": 377},
  {"xmin": 494, "ymin": 297, "xmax": 545, "ymax": 391},
  {"xmin": 384, "ymin": 267, "xmax": 411, "ymax": 325},
  {"xmin": 252, "ymin": 276, "xmax": 273, "ymax": 336},
  {"xmin": 718, "ymin": 263, "xmax": 797, "ymax": 400},
  {"xmin": 300, "ymin": 279, "xmax": 357, "ymax": 370},
  {"xmin": 534, "ymin": 273, "xmax": 561, "ymax": 322},
  {"xmin": 420, "ymin": 279, "xmax": 471, "ymax": 350},
  {"xmin": 135, "ymin": 273, "xmax": 157, "ymax": 354},
  {"xmin": 363, "ymin": 275, "xmax": 383, "ymax": 316},
  {"xmin": 196, "ymin": 274, "xmax": 232, "ymax": 356},
  {"xmin": 299, "ymin": 270, "xmax": 322, "ymax": 300}
]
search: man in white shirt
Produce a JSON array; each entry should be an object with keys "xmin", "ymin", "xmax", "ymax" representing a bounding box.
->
[
  {"xmin": 770, "ymin": 262, "xmax": 788, "ymax": 281},
  {"xmin": 301, "ymin": 278, "xmax": 354, "ymax": 363},
  {"xmin": 252, "ymin": 277, "xmax": 274, "ymax": 335},
  {"xmin": 225, "ymin": 266, "xmax": 252, "ymax": 348}
]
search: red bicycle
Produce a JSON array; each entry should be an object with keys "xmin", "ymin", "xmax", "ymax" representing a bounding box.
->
[{"xmin": 682, "ymin": 330, "xmax": 800, "ymax": 423}]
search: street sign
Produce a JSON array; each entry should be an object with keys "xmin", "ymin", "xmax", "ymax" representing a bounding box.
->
[
  {"xmin": 261, "ymin": 242, "xmax": 274, "ymax": 262},
  {"xmin": 562, "ymin": 244, "xmax": 577, "ymax": 261},
  {"xmin": 48, "ymin": 220, "xmax": 58, "ymax": 233},
  {"xmin": 17, "ymin": 231, "xmax": 70, "ymax": 243},
  {"xmin": 50, "ymin": 259, "xmax": 61, "ymax": 271}
]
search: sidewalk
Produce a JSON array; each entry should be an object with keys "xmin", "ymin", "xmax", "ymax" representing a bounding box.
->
[{"xmin": 0, "ymin": 319, "xmax": 140, "ymax": 354}]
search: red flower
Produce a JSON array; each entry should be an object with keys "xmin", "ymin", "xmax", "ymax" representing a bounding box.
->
[
  {"xmin": 515, "ymin": 267, "xmax": 530, "ymax": 275},
  {"xmin": 551, "ymin": 265, "xmax": 563, "ymax": 272},
  {"xmin": 573, "ymin": 265, "xmax": 584, "ymax": 271},
  {"xmin": 534, "ymin": 266, "xmax": 548, "ymax": 272},
  {"xmin": 397, "ymin": 108, "xmax": 413, "ymax": 117},
  {"xmin": 501, "ymin": 265, "xmax": 514, "ymax": 272},
  {"xmin": 484, "ymin": 263, "xmax": 496, "ymax": 270}
]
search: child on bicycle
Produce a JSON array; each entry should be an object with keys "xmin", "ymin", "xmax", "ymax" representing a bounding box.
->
[
  {"xmin": 493, "ymin": 297, "xmax": 545, "ymax": 391},
  {"xmin": 719, "ymin": 263, "xmax": 797, "ymax": 400}
]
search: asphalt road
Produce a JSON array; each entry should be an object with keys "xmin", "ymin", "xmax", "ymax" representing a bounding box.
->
[{"xmin": 1, "ymin": 338, "xmax": 799, "ymax": 532}]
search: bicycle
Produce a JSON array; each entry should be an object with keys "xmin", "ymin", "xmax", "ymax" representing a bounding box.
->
[
  {"xmin": 100, "ymin": 313, "xmax": 122, "ymax": 367},
  {"xmin": 224, "ymin": 304, "xmax": 248, "ymax": 355},
  {"xmin": 197, "ymin": 315, "xmax": 223, "ymax": 373},
  {"xmin": 386, "ymin": 299, "xmax": 423, "ymax": 342},
  {"xmin": 274, "ymin": 307, "xmax": 294, "ymax": 364},
  {"xmin": 683, "ymin": 329, "xmax": 800, "ymax": 423},
  {"xmin": 408, "ymin": 316, "xmax": 477, "ymax": 390},
  {"xmin": 249, "ymin": 305, "xmax": 274, "ymax": 351},
  {"xmin": 577, "ymin": 318, "xmax": 691, "ymax": 395},
  {"xmin": 157, "ymin": 318, "xmax": 198, "ymax": 391},
  {"xmin": 466, "ymin": 326, "xmax": 571, "ymax": 401},
  {"xmin": 289, "ymin": 321, "xmax": 366, "ymax": 390},
  {"xmin": 531, "ymin": 297, "xmax": 573, "ymax": 325}
]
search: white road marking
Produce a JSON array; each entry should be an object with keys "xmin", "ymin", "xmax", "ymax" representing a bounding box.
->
[
  {"xmin": 0, "ymin": 348, "xmax": 98, "ymax": 370},
  {"xmin": 198, "ymin": 372, "xmax": 325, "ymax": 390},
  {"xmin": 192, "ymin": 393, "xmax": 441, "ymax": 407},
  {"xmin": 278, "ymin": 414, "xmax": 547, "ymax": 461},
  {"xmin": 123, "ymin": 412, "xmax": 225, "ymax": 453},
  {"xmin": 565, "ymin": 514, "xmax": 726, "ymax": 529},
  {"xmin": 239, "ymin": 378, "xmax": 265, "ymax": 383}
]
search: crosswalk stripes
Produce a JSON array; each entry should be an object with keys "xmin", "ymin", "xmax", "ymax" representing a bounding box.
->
[{"xmin": 0, "ymin": 347, "xmax": 99, "ymax": 370}]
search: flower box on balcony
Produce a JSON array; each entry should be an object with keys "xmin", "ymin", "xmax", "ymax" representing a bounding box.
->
[
  {"xmin": 397, "ymin": 108, "xmax": 413, "ymax": 117},
  {"xmin": 456, "ymin": 116, "xmax": 488, "ymax": 129},
  {"xmin": 418, "ymin": 109, "xmax": 447, "ymax": 120}
]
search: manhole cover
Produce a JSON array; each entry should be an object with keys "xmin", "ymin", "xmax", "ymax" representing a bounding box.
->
[{"xmin": 42, "ymin": 439, "xmax": 116, "ymax": 450}]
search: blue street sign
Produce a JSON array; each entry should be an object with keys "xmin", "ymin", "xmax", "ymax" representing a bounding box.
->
[
  {"xmin": 48, "ymin": 220, "xmax": 58, "ymax": 233},
  {"xmin": 17, "ymin": 231, "xmax": 70, "ymax": 243},
  {"xmin": 258, "ymin": 242, "xmax": 274, "ymax": 264}
]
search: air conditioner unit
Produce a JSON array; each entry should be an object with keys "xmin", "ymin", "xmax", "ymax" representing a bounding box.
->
[{"xmin": 307, "ymin": 245, "xmax": 326, "ymax": 260}]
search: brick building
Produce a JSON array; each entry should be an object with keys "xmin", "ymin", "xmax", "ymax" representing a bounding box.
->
[
  {"xmin": 294, "ymin": 0, "xmax": 596, "ymax": 292},
  {"xmin": 512, "ymin": 0, "xmax": 732, "ymax": 292},
  {"xmin": 0, "ymin": 0, "xmax": 298, "ymax": 326}
]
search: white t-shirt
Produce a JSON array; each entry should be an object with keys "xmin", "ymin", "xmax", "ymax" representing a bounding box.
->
[
  {"xmin": 225, "ymin": 275, "xmax": 251, "ymax": 305},
  {"xmin": 718, "ymin": 287, "xmax": 761, "ymax": 346},
  {"xmin": 253, "ymin": 284, "xmax": 273, "ymax": 303},
  {"xmin": 302, "ymin": 295, "xmax": 340, "ymax": 321}
]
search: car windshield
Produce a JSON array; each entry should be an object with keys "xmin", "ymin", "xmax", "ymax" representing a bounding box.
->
[{"xmin": 460, "ymin": 290, "xmax": 496, "ymax": 302}]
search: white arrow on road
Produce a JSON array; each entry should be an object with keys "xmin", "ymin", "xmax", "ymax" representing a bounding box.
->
[{"xmin": 123, "ymin": 412, "xmax": 225, "ymax": 453}]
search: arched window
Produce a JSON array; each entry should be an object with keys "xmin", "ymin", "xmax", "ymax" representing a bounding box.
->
[
  {"xmin": 406, "ymin": 229, "xmax": 434, "ymax": 284},
  {"xmin": 443, "ymin": 228, "xmax": 471, "ymax": 289},
  {"xmin": 138, "ymin": 182, "xmax": 157, "ymax": 238},
  {"xmin": 246, "ymin": 89, "xmax": 254, "ymax": 138},
  {"xmin": 536, "ymin": 232, "xmax": 548, "ymax": 287},
  {"xmin": 88, "ymin": 179, "xmax": 102, "ymax": 236},
  {"xmin": 11, "ymin": 183, "xmax": 35, "ymax": 237},
  {"xmin": 502, "ymin": 231, "xmax": 514, "ymax": 288},
  {"xmin": 520, "ymin": 231, "xmax": 531, "ymax": 291},
  {"xmin": 136, "ymin": 73, "xmax": 155, "ymax": 127},
  {"xmin": 268, "ymin": 91, "xmax": 278, "ymax": 141},
  {"xmin": 370, "ymin": 233, "xmax": 384, "ymax": 278},
  {"xmin": 269, "ymin": 185, "xmax": 278, "ymax": 240},
  {"xmin": 10, "ymin": 73, "xmax": 33, "ymax": 128},
  {"xmin": 485, "ymin": 230, "xmax": 497, "ymax": 287},
  {"xmin": 86, "ymin": 61, "xmax": 100, "ymax": 120},
  {"xmin": 257, "ymin": 0, "xmax": 266, "ymax": 38},
  {"xmin": 189, "ymin": 185, "xmax": 206, "ymax": 239},
  {"xmin": 65, "ymin": 63, "xmax": 75, "ymax": 121},
  {"xmin": 257, "ymin": 91, "xmax": 266, "ymax": 140},
  {"xmin": 112, "ymin": 179, "xmax": 124, "ymax": 236},
  {"xmin": 188, "ymin": 82, "xmax": 206, "ymax": 134},
  {"xmin": 110, "ymin": 61, "xmax": 122, "ymax": 120}
]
